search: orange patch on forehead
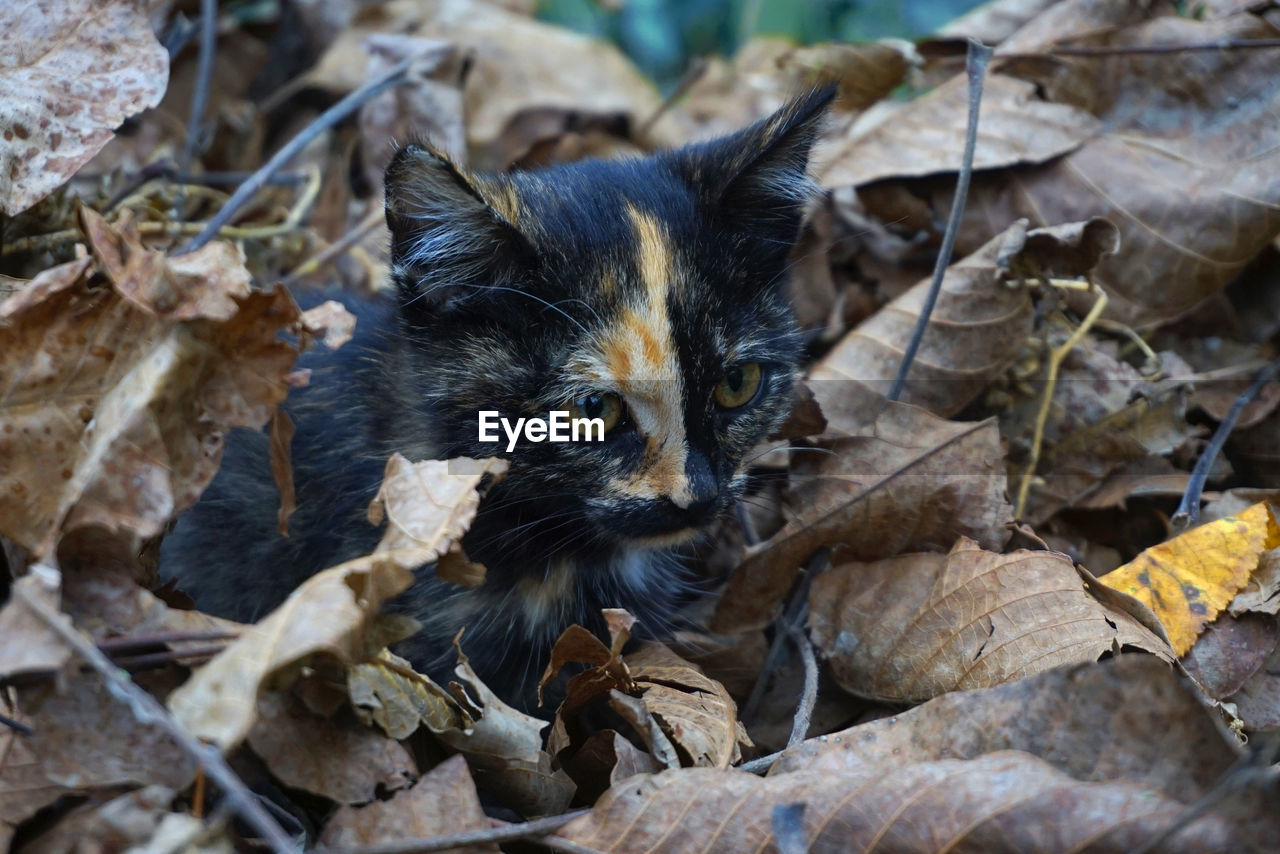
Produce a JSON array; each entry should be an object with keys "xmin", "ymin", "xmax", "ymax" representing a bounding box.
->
[{"xmin": 626, "ymin": 203, "xmax": 676, "ymax": 304}]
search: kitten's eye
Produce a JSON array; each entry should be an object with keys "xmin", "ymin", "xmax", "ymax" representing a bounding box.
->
[
  {"xmin": 714, "ymin": 362, "xmax": 763, "ymax": 409},
  {"xmin": 569, "ymin": 392, "xmax": 625, "ymax": 433}
]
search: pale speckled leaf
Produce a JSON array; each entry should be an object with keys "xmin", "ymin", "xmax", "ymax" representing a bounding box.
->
[{"xmin": 0, "ymin": 0, "xmax": 168, "ymax": 214}]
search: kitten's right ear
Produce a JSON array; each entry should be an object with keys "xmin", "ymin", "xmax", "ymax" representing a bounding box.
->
[{"xmin": 384, "ymin": 144, "xmax": 533, "ymax": 312}]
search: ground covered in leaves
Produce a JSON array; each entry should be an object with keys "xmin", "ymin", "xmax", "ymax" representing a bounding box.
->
[{"xmin": 2, "ymin": 0, "xmax": 1280, "ymax": 852}]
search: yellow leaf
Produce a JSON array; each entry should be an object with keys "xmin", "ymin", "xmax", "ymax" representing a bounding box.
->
[{"xmin": 1098, "ymin": 502, "xmax": 1280, "ymax": 656}]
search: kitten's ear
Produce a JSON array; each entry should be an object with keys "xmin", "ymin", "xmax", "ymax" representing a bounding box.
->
[
  {"xmin": 384, "ymin": 144, "xmax": 533, "ymax": 312},
  {"xmin": 675, "ymin": 85, "xmax": 835, "ymax": 235}
]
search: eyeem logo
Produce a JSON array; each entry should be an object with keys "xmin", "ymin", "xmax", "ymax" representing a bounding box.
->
[{"xmin": 478, "ymin": 410, "xmax": 604, "ymax": 452}]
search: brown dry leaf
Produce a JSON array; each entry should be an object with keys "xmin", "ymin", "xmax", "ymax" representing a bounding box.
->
[
  {"xmin": 808, "ymin": 219, "xmax": 1068, "ymax": 424},
  {"xmin": 0, "ymin": 0, "xmax": 168, "ymax": 215},
  {"xmin": 165, "ymin": 554, "xmax": 417, "ymax": 752},
  {"xmin": 714, "ymin": 402, "xmax": 1010, "ymax": 633},
  {"xmin": 2, "ymin": 672, "xmax": 197, "ymax": 837},
  {"xmin": 309, "ymin": 0, "xmax": 662, "ymax": 168},
  {"xmin": 0, "ymin": 566, "xmax": 72, "ymax": 681},
  {"xmin": 864, "ymin": 10, "xmax": 1280, "ymax": 327},
  {"xmin": 168, "ymin": 455, "xmax": 501, "ymax": 751},
  {"xmin": 369, "ymin": 454, "xmax": 506, "ymax": 565},
  {"xmin": 0, "ymin": 212, "xmax": 298, "ymax": 562},
  {"xmin": 358, "ymin": 35, "xmax": 469, "ymax": 189},
  {"xmin": 626, "ymin": 644, "xmax": 751, "ymax": 769},
  {"xmin": 247, "ymin": 690, "xmax": 416, "ymax": 805},
  {"xmin": 566, "ymin": 753, "xmax": 1260, "ymax": 853},
  {"xmin": 1099, "ymin": 502, "xmax": 1280, "ymax": 656},
  {"xmin": 12, "ymin": 785, "xmax": 220, "ymax": 854},
  {"xmin": 1228, "ymin": 636, "xmax": 1280, "ymax": 730},
  {"xmin": 569, "ymin": 662, "xmax": 1273, "ymax": 852},
  {"xmin": 1181, "ymin": 613, "xmax": 1279, "ymax": 702},
  {"xmin": 819, "ymin": 72, "xmax": 1099, "ymax": 187},
  {"xmin": 348, "ymin": 649, "xmax": 472, "ymax": 741},
  {"xmin": 934, "ymin": 0, "xmax": 1062, "ymax": 43},
  {"xmin": 299, "ymin": 299, "xmax": 358, "ymax": 350},
  {"xmin": 1021, "ymin": 379, "xmax": 1194, "ymax": 524},
  {"xmin": 442, "ymin": 648, "xmax": 576, "ymax": 817},
  {"xmin": 319, "ymin": 755, "xmax": 496, "ymax": 852},
  {"xmin": 808, "ymin": 537, "xmax": 1172, "ymax": 703}
]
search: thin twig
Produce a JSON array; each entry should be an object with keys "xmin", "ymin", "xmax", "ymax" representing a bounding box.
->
[
  {"xmin": 886, "ymin": 38, "xmax": 993, "ymax": 404},
  {"xmin": 0, "ymin": 711, "xmax": 33, "ymax": 735},
  {"xmin": 1014, "ymin": 284, "xmax": 1109, "ymax": 518},
  {"xmin": 785, "ymin": 624, "xmax": 818, "ymax": 748},
  {"xmin": 318, "ymin": 810, "xmax": 591, "ymax": 854},
  {"xmin": 998, "ymin": 37, "xmax": 1280, "ymax": 60},
  {"xmin": 177, "ymin": 56, "xmax": 415, "ymax": 255},
  {"xmin": 12, "ymin": 577, "xmax": 299, "ymax": 854},
  {"xmin": 280, "ymin": 205, "xmax": 385, "ymax": 288},
  {"xmin": 738, "ymin": 748, "xmax": 784, "ymax": 775},
  {"xmin": 741, "ymin": 549, "xmax": 830, "ymax": 725},
  {"xmin": 636, "ymin": 57, "xmax": 709, "ymax": 140},
  {"xmin": 1172, "ymin": 355, "xmax": 1280, "ymax": 530},
  {"xmin": 175, "ymin": 0, "xmax": 218, "ymax": 213},
  {"xmin": 96, "ymin": 629, "xmax": 240, "ymax": 654}
]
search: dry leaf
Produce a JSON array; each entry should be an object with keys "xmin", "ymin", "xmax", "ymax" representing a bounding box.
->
[
  {"xmin": 0, "ymin": 566, "xmax": 72, "ymax": 681},
  {"xmin": 309, "ymin": 0, "xmax": 662, "ymax": 168},
  {"xmin": 0, "ymin": 0, "xmax": 168, "ymax": 214},
  {"xmin": 319, "ymin": 755, "xmax": 496, "ymax": 852},
  {"xmin": 443, "ymin": 648, "xmax": 575, "ymax": 817},
  {"xmin": 818, "ymin": 72, "xmax": 1099, "ymax": 187},
  {"xmin": 269, "ymin": 410, "xmax": 297, "ymax": 537},
  {"xmin": 348, "ymin": 649, "xmax": 471, "ymax": 741},
  {"xmin": 808, "ymin": 220, "xmax": 1046, "ymax": 423},
  {"xmin": 299, "ymin": 299, "xmax": 358, "ymax": 350},
  {"xmin": 166, "ymin": 554, "xmax": 417, "ymax": 752},
  {"xmin": 1099, "ymin": 502, "xmax": 1280, "ymax": 655},
  {"xmin": 808, "ymin": 538, "xmax": 1172, "ymax": 703},
  {"xmin": 714, "ymin": 402, "xmax": 1011, "ymax": 633},
  {"xmin": 864, "ymin": 10, "xmax": 1280, "ymax": 327},
  {"xmin": 247, "ymin": 690, "xmax": 416, "ymax": 805},
  {"xmin": 0, "ymin": 212, "xmax": 298, "ymax": 562}
]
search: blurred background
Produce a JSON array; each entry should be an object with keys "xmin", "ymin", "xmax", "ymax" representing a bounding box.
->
[{"xmin": 537, "ymin": 0, "xmax": 986, "ymax": 89}]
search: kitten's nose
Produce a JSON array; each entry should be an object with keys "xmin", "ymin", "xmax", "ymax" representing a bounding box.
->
[{"xmin": 672, "ymin": 449, "xmax": 719, "ymax": 515}]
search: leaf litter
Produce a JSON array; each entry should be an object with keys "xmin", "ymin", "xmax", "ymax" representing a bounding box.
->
[{"xmin": 2, "ymin": 0, "xmax": 1280, "ymax": 851}]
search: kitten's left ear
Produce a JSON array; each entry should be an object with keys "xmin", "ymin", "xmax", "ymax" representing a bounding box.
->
[
  {"xmin": 384, "ymin": 143, "xmax": 535, "ymax": 314},
  {"xmin": 673, "ymin": 85, "xmax": 836, "ymax": 236}
]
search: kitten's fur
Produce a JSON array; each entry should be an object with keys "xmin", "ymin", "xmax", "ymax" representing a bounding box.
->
[{"xmin": 160, "ymin": 87, "xmax": 834, "ymax": 711}]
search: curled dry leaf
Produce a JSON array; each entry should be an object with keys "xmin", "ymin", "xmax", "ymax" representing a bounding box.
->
[
  {"xmin": 0, "ymin": 210, "xmax": 298, "ymax": 562},
  {"xmin": 319, "ymin": 755, "xmax": 496, "ymax": 851},
  {"xmin": 348, "ymin": 649, "xmax": 471, "ymax": 741},
  {"xmin": 169, "ymin": 455, "xmax": 503, "ymax": 752},
  {"xmin": 818, "ymin": 72, "xmax": 1099, "ymax": 187},
  {"xmin": 0, "ymin": 0, "xmax": 168, "ymax": 215},
  {"xmin": 714, "ymin": 402, "xmax": 1011, "ymax": 633},
  {"xmin": 443, "ymin": 648, "xmax": 576, "ymax": 817},
  {"xmin": 807, "ymin": 219, "xmax": 1053, "ymax": 424},
  {"xmin": 298, "ymin": 299, "xmax": 357, "ymax": 351},
  {"xmin": 247, "ymin": 690, "xmax": 416, "ymax": 805},
  {"xmin": 808, "ymin": 537, "xmax": 1173, "ymax": 703},
  {"xmin": 541, "ymin": 615, "xmax": 749, "ymax": 774},
  {"xmin": 1099, "ymin": 502, "xmax": 1280, "ymax": 656}
]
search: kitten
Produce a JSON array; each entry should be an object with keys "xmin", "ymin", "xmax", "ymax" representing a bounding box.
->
[{"xmin": 160, "ymin": 87, "xmax": 834, "ymax": 712}]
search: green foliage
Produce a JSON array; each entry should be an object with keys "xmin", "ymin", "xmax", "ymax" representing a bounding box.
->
[{"xmin": 536, "ymin": 0, "xmax": 984, "ymax": 89}]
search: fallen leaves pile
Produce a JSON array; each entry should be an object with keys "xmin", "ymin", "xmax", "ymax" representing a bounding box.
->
[{"xmin": 2, "ymin": 0, "xmax": 1280, "ymax": 851}]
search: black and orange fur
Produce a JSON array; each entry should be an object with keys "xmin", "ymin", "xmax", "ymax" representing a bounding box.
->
[{"xmin": 160, "ymin": 86, "xmax": 835, "ymax": 710}]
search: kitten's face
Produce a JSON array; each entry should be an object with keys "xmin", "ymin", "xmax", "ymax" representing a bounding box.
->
[{"xmin": 384, "ymin": 90, "xmax": 831, "ymax": 552}]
